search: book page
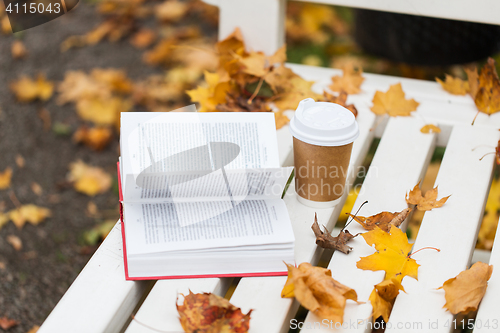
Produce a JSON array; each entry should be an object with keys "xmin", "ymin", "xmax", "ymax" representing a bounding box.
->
[
  {"xmin": 122, "ymin": 167, "xmax": 293, "ymax": 203},
  {"xmin": 120, "ymin": 111, "xmax": 280, "ymax": 195},
  {"xmin": 123, "ymin": 198, "xmax": 294, "ymax": 255}
]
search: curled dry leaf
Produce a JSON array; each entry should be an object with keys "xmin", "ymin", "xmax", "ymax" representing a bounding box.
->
[
  {"xmin": 11, "ymin": 40, "xmax": 27, "ymax": 59},
  {"xmin": 369, "ymin": 278, "xmax": 405, "ymax": 321},
  {"xmin": 281, "ymin": 262, "xmax": 358, "ymax": 323},
  {"xmin": 0, "ymin": 167, "xmax": 13, "ymax": 190},
  {"xmin": 311, "ymin": 213, "xmax": 355, "ymax": 254},
  {"xmin": 8, "ymin": 204, "xmax": 51, "ymax": 229},
  {"xmin": 357, "ymin": 225, "xmax": 419, "ymax": 283},
  {"xmin": 320, "ymin": 91, "xmax": 357, "ymax": 117},
  {"xmin": 73, "ymin": 126, "xmax": 113, "ymax": 151},
  {"xmin": 420, "ymin": 124, "xmax": 441, "ymax": 134},
  {"xmin": 405, "ymin": 183, "xmax": 450, "ymax": 211},
  {"xmin": 348, "ymin": 208, "xmax": 411, "ymax": 233},
  {"xmin": 329, "ymin": 64, "xmax": 365, "ymax": 95},
  {"xmin": 436, "ymin": 74, "xmax": 469, "ymax": 95},
  {"xmin": 177, "ymin": 291, "xmax": 252, "ymax": 333},
  {"xmin": 371, "ymin": 83, "xmax": 419, "ymax": 117},
  {"xmin": 67, "ymin": 160, "xmax": 112, "ymax": 196},
  {"xmin": 439, "ymin": 262, "xmax": 493, "ymax": 315},
  {"xmin": 10, "ymin": 74, "xmax": 54, "ymax": 102},
  {"xmin": 474, "ymin": 58, "xmax": 500, "ymax": 115}
]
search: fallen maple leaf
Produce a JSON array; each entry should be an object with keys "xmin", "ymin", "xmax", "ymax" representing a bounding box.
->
[
  {"xmin": 420, "ymin": 124, "xmax": 441, "ymax": 134},
  {"xmin": 73, "ymin": 126, "xmax": 113, "ymax": 151},
  {"xmin": 439, "ymin": 262, "xmax": 493, "ymax": 315},
  {"xmin": 348, "ymin": 208, "xmax": 411, "ymax": 233},
  {"xmin": 405, "ymin": 183, "xmax": 450, "ymax": 211},
  {"xmin": 357, "ymin": 225, "xmax": 419, "ymax": 282},
  {"xmin": 0, "ymin": 167, "xmax": 13, "ymax": 190},
  {"xmin": 329, "ymin": 64, "xmax": 365, "ymax": 94},
  {"xmin": 187, "ymin": 71, "xmax": 235, "ymax": 112},
  {"xmin": 274, "ymin": 111, "xmax": 290, "ymax": 130},
  {"xmin": 281, "ymin": 262, "xmax": 358, "ymax": 323},
  {"xmin": 320, "ymin": 90, "xmax": 358, "ymax": 117},
  {"xmin": 436, "ymin": 74, "xmax": 469, "ymax": 95},
  {"xmin": 474, "ymin": 58, "xmax": 500, "ymax": 115},
  {"xmin": 67, "ymin": 160, "xmax": 112, "ymax": 196},
  {"xmin": 11, "ymin": 40, "xmax": 27, "ymax": 59},
  {"xmin": 371, "ymin": 83, "xmax": 419, "ymax": 117},
  {"xmin": 10, "ymin": 74, "xmax": 54, "ymax": 102},
  {"xmin": 369, "ymin": 278, "xmax": 405, "ymax": 321},
  {"xmin": 8, "ymin": 204, "xmax": 51, "ymax": 229},
  {"xmin": 311, "ymin": 213, "xmax": 356, "ymax": 254},
  {"xmin": 0, "ymin": 316, "xmax": 18, "ymax": 330},
  {"xmin": 177, "ymin": 291, "xmax": 251, "ymax": 333},
  {"xmin": 76, "ymin": 96, "xmax": 131, "ymax": 128}
]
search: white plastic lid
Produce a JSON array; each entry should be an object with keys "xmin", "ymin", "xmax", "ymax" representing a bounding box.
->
[{"xmin": 289, "ymin": 98, "xmax": 359, "ymax": 146}]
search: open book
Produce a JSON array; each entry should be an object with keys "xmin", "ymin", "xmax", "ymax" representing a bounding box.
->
[{"xmin": 119, "ymin": 110, "xmax": 295, "ymax": 280}]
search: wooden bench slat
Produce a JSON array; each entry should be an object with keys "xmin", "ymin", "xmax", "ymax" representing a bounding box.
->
[
  {"xmin": 300, "ymin": 116, "xmax": 436, "ymax": 332},
  {"xmin": 386, "ymin": 125, "xmax": 498, "ymax": 333},
  {"xmin": 38, "ymin": 223, "xmax": 151, "ymax": 333},
  {"xmin": 474, "ymin": 218, "xmax": 500, "ymax": 333}
]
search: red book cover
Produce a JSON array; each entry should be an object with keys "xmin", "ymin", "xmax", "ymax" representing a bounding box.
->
[{"xmin": 117, "ymin": 162, "xmax": 288, "ymax": 281}]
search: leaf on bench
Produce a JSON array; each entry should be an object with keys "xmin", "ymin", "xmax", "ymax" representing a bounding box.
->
[
  {"xmin": 329, "ymin": 64, "xmax": 365, "ymax": 95},
  {"xmin": 371, "ymin": 83, "xmax": 419, "ymax": 117},
  {"xmin": 436, "ymin": 74, "xmax": 470, "ymax": 95},
  {"xmin": 347, "ymin": 208, "xmax": 411, "ymax": 233},
  {"xmin": 405, "ymin": 183, "xmax": 450, "ymax": 211}
]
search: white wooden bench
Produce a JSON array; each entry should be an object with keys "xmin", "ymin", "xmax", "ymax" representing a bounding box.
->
[{"xmin": 39, "ymin": 1, "xmax": 500, "ymax": 332}]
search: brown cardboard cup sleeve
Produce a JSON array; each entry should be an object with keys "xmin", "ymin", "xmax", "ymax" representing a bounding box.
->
[{"xmin": 289, "ymin": 98, "xmax": 359, "ymax": 208}]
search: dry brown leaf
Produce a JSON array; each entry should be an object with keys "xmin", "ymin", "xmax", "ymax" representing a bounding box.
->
[
  {"xmin": 73, "ymin": 126, "xmax": 113, "ymax": 151},
  {"xmin": 10, "ymin": 74, "xmax": 54, "ymax": 102},
  {"xmin": 369, "ymin": 278, "xmax": 404, "ymax": 321},
  {"xmin": 67, "ymin": 160, "xmax": 112, "ymax": 196},
  {"xmin": 436, "ymin": 75, "xmax": 469, "ymax": 95},
  {"xmin": 329, "ymin": 64, "xmax": 365, "ymax": 94},
  {"xmin": 474, "ymin": 58, "xmax": 500, "ymax": 115},
  {"xmin": 0, "ymin": 167, "xmax": 13, "ymax": 190},
  {"xmin": 177, "ymin": 291, "xmax": 252, "ymax": 333},
  {"xmin": 9, "ymin": 204, "xmax": 51, "ymax": 229},
  {"xmin": 371, "ymin": 83, "xmax": 419, "ymax": 117},
  {"xmin": 7, "ymin": 235, "xmax": 22, "ymax": 251},
  {"xmin": 357, "ymin": 226, "xmax": 420, "ymax": 283},
  {"xmin": 420, "ymin": 124, "xmax": 441, "ymax": 134},
  {"xmin": 406, "ymin": 183, "xmax": 450, "ymax": 211},
  {"xmin": 38, "ymin": 108, "xmax": 52, "ymax": 131},
  {"xmin": 130, "ymin": 29, "xmax": 156, "ymax": 49},
  {"xmin": 11, "ymin": 40, "xmax": 27, "ymax": 59},
  {"xmin": 348, "ymin": 208, "xmax": 411, "ymax": 233},
  {"xmin": 320, "ymin": 90, "xmax": 358, "ymax": 117},
  {"xmin": 311, "ymin": 213, "xmax": 356, "ymax": 254},
  {"xmin": 281, "ymin": 262, "xmax": 358, "ymax": 323},
  {"xmin": 0, "ymin": 316, "xmax": 18, "ymax": 330},
  {"xmin": 439, "ymin": 262, "xmax": 493, "ymax": 315}
]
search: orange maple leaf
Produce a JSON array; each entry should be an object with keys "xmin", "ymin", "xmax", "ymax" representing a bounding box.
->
[
  {"xmin": 474, "ymin": 58, "xmax": 500, "ymax": 115},
  {"xmin": 177, "ymin": 291, "xmax": 252, "ymax": 333},
  {"xmin": 281, "ymin": 262, "xmax": 358, "ymax": 323},
  {"xmin": 405, "ymin": 183, "xmax": 450, "ymax": 211},
  {"xmin": 357, "ymin": 226, "xmax": 419, "ymax": 283},
  {"xmin": 439, "ymin": 262, "xmax": 493, "ymax": 315},
  {"xmin": 329, "ymin": 64, "xmax": 365, "ymax": 94},
  {"xmin": 371, "ymin": 83, "xmax": 419, "ymax": 117},
  {"xmin": 436, "ymin": 74, "xmax": 469, "ymax": 95},
  {"xmin": 369, "ymin": 278, "xmax": 405, "ymax": 321}
]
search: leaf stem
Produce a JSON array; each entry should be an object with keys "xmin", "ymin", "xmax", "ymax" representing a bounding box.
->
[{"xmin": 408, "ymin": 246, "xmax": 440, "ymax": 258}]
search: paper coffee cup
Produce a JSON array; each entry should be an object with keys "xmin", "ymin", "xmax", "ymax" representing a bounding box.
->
[{"xmin": 289, "ymin": 98, "xmax": 359, "ymax": 208}]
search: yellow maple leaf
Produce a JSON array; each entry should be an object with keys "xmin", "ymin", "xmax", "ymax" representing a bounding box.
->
[
  {"xmin": 281, "ymin": 262, "xmax": 358, "ymax": 323},
  {"xmin": 371, "ymin": 83, "xmax": 419, "ymax": 117},
  {"xmin": 474, "ymin": 58, "xmax": 500, "ymax": 115},
  {"xmin": 439, "ymin": 262, "xmax": 493, "ymax": 315},
  {"xmin": 73, "ymin": 126, "xmax": 113, "ymax": 151},
  {"xmin": 0, "ymin": 167, "xmax": 13, "ymax": 190},
  {"xmin": 420, "ymin": 124, "xmax": 441, "ymax": 134},
  {"xmin": 477, "ymin": 179, "xmax": 500, "ymax": 250},
  {"xmin": 274, "ymin": 110, "xmax": 290, "ymax": 130},
  {"xmin": 67, "ymin": 160, "xmax": 112, "ymax": 196},
  {"xmin": 405, "ymin": 183, "xmax": 450, "ymax": 211},
  {"xmin": 187, "ymin": 71, "xmax": 234, "ymax": 112},
  {"xmin": 369, "ymin": 278, "xmax": 405, "ymax": 321},
  {"xmin": 10, "ymin": 74, "xmax": 54, "ymax": 102},
  {"xmin": 76, "ymin": 96, "xmax": 131, "ymax": 127},
  {"xmin": 8, "ymin": 204, "xmax": 51, "ymax": 229},
  {"xmin": 357, "ymin": 225, "xmax": 419, "ymax": 282},
  {"xmin": 329, "ymin": 64, "xmax": 365, "ymax": 94},
  {"xmin": 436, "ymin": 74, "xmax": 469, "ymax": 95}
]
